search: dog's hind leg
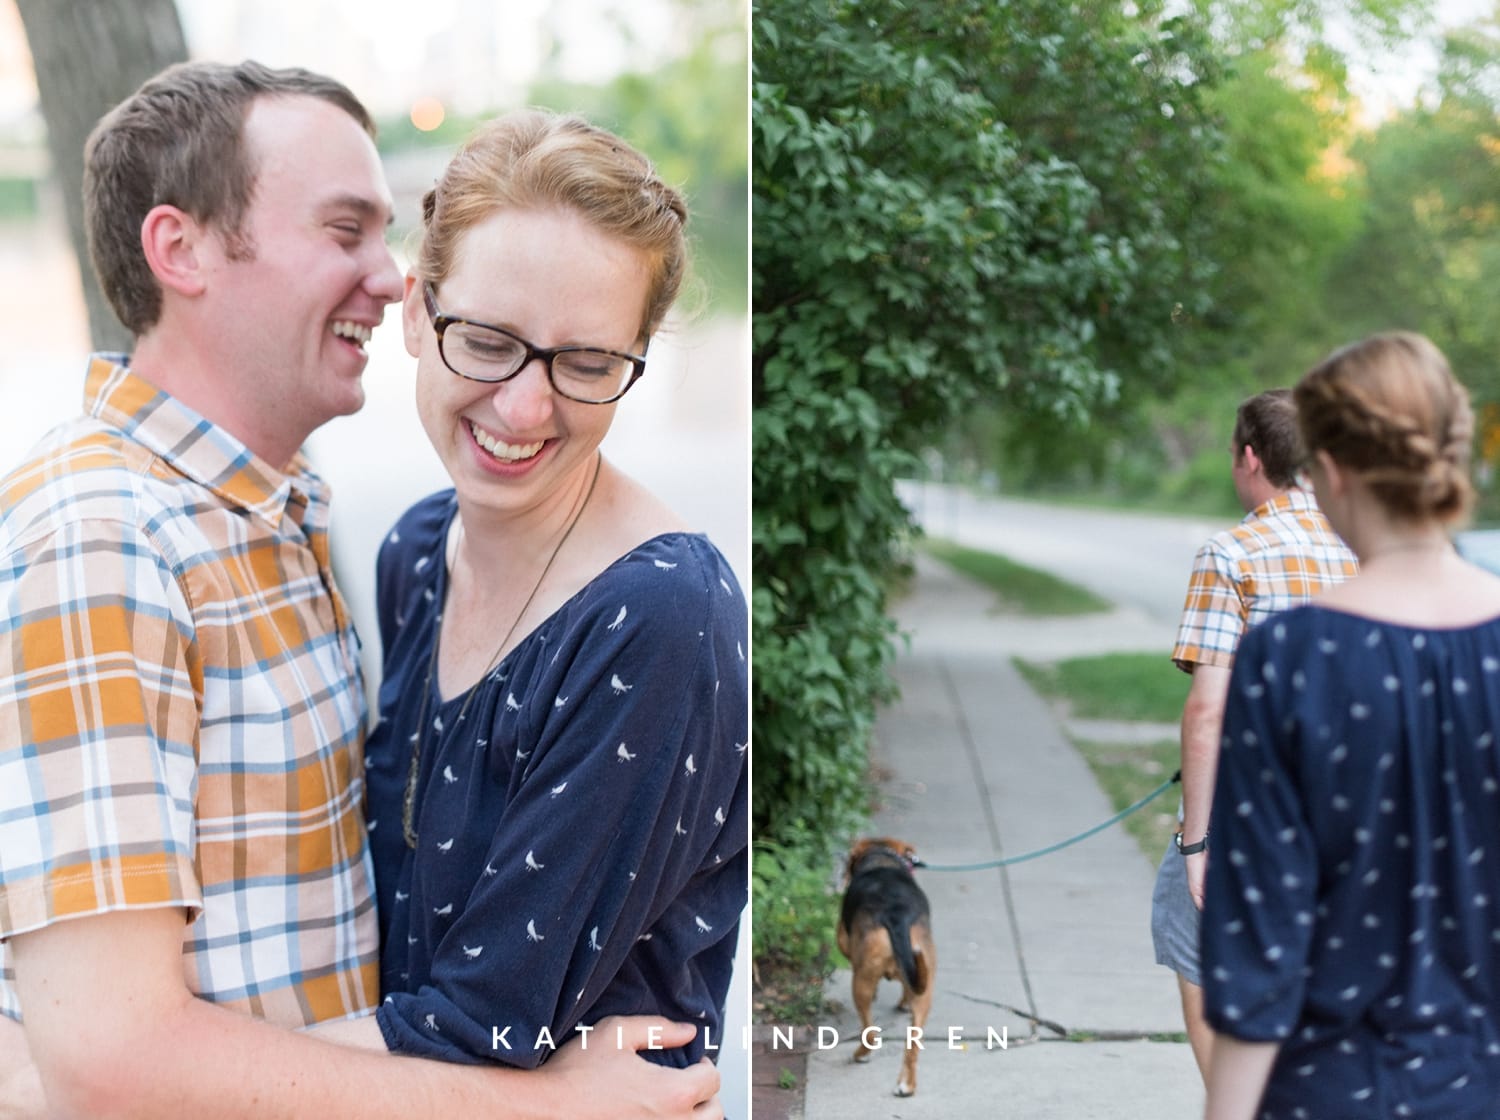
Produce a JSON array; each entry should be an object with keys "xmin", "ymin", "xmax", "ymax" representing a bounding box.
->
[
  {"xmin": 850, "ymin": 962, "xmax": 880, "ymax": 1064},
  {"xmin": 894, "ymin": 936, "xmax": 935, "ymax": 1097}
]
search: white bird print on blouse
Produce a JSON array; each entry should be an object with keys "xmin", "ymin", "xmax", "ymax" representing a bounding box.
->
[
  {"xmin": 735, "ymin": 741, "xmax": 748, "ymax": 755},
  {"xmin": 617, "ymin": 743, "xmax": 637, "ymax": 762},
  {"xmin": 414, "ymin": 555, "xmax": 430, "ymax": 573},
  {"xmin": 588, "ymin": 927, "xmax": 602, "ymax": 951},
  {"xmin": 436, "ymin": 838, "xmax": 454, "ymax": 853},
  {"xmin": 550, "ymin": 782, "xmax": 568, "ymax": 798},
  {"xmin": 715, "ymin": 806, "xmax": 726, "ymax": 826},
  {"xmin": 394, "ymin": 890, "xmax": 408, "ymax": 901},
  {"xmin": 434, "ymin": 714, "xmax": 444, "ymax": 733},
  {"xmin": 695, "ymin": 916, "xmax": 713, "ymax": 933},
  {"xmin": 442, "ymin": 766, "xmax": 457, "ymax": 784},
  {"xmin": 463, "ymin": 945, "xmax": 483, "ymax": 960},
  {"xmin": 527, "ymin": 920, "xmax": 545, "ymax": 942},
  {"xmin": 434, "ymin": 903, "xmax": 453, "ymax": 917},
  {"xmin": 654, "ymin": 559, "xmax": 678, "ymax": 570},
  {"xmin": 675, "ymin": 818, "xmax": 687, "ymax": 836},
  {"xmin": 483, "ymin": 861, "xmax": 498, "ymax": 877},
  {"xmin": 423, "ymin": 1013, "xmax": 438, "ymax": 1030},
  {"xmin": 554, "ymin": 695, "xmax": 569, "ymax": 709},
  {"xmin": 720, "ymin": 578, "xmax": 732, "ymax": 595},
  {"xmin": 367, "ymin": 818, "xmax": 378, "ymax": 831},
  {"xmin": 684, "ymin": 755, "xmax": 697, "ymax": 776},
  {"xmin": 526, "ymin": 850, "xmax": 545, "ymax": 871},
  {"xmin": 516, "ymin": 749, "xmax": 531, "ymax": 761},
  {"xmin": 611, "ymin": 674, "xmax": 632, "ymax": 694},
  {"xmin": 608, "ymin": 605, "xmax": 628, "ymax": 630},
  {"xmin": 389, "ymin": 530, "xmax": 401, "ymax": 544},
  {"xmin": 506, "ymin": 693, "xmax": 521, "ymax": 711}
]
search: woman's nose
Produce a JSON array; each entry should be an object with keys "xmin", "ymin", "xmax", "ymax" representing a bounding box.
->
[{"xmin": 490, "ymin": 357, "xmax": 555, "ymax": 428}]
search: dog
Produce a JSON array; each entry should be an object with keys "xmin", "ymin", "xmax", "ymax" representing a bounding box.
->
[{"xmin": 837, "ymin": 836, "xmax": 936, "ymax": 1097}]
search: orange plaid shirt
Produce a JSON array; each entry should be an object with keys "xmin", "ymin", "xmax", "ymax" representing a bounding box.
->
[
  {"xmin": 0, "ymin": 357, "xmax": 378, "ymax": 1026},
  {"xmin": 1172, "ymin": 489, "xmax": 1358, "ymax": 672}
]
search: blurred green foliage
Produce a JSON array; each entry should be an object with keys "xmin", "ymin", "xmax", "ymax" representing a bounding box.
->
[{"xmin": 377, "ymin": 3, "xmax": 747, "ymax": 317}]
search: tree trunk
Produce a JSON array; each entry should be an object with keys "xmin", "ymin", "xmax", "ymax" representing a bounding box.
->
[{"xmin": 15, "ymin": 0, "xmax": 187, "ymax": 353}]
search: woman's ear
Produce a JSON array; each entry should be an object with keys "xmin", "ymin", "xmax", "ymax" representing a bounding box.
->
[
  {"xmin": 402, "ymin": 272, "xmax": 424, "ymax": 358},
  {"xmin": 140, "ymin": 204, "xmax": 208, "ymax": 298},
  {"xmin": 1314, "ymin": 449, "xmax": 1346, "ymax": 500}
]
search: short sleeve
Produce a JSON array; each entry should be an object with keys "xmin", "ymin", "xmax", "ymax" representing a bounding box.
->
[
  {"xmin": 0, "ymin": 517, "xmax": 203, "ymax": 941},
  {"xmin": 1172, "ymin": 538, "xmax": 1245, "ymax": 671},
  {"xmin": 1201, "ymin": 622, "xmax": 1318, "ymax": 1041}
]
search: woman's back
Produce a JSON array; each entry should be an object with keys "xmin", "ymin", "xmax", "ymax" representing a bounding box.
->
[{"xmin": 1204, "ymin": 602, "xmax": 1500, "ymax": 1118}]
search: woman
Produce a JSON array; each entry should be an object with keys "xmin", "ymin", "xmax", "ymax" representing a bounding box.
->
[
  {"xmin": 1202, "ymin": 332, "xmax": 1500, "ymax": 1119},
  {"xmin": 359, "ymin": 110, "xmax": 747, "ymax": 1068}
]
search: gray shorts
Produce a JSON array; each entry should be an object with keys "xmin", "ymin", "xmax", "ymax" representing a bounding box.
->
[{"xmin": 1150, "ymin": 836, "xmax": 1202, "ymax": 987}]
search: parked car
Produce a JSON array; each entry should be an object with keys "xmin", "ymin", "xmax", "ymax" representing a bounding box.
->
[{"xmin": 1457, "ymin": 529, "xmax": 1500, "ymax": 576}]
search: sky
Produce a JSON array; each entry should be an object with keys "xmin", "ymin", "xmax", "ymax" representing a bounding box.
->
[
  {"xmin": 1342, "ymin": 0, "xmax": 1498, "ymax": 120},
  {"xmin": 0, "ymin": 0, "xmax": 729, "ymax": 129}
]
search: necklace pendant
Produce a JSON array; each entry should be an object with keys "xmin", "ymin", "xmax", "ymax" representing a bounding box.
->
[{"xmin": 402, "ymin": 749, "xmax": 421, "ymax": 849}]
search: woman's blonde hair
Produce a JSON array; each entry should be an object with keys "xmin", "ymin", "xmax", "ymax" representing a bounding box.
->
[
  {"xmin": 416, "ymin": 108, "xmax": 688, "ymax": 341},
  {"xmin": 1294, "ymin": 331, "xmax": 1475, "ymax": 524}
]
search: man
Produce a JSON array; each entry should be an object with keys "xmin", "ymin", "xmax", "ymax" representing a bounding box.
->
[
  {"xmin": 0, "ymin": 61, "xmax": 718, "ymax": 1119},
  {"xmin": 1151, "ymin": 389, "xmax": 1357, "ymax": 1082}
]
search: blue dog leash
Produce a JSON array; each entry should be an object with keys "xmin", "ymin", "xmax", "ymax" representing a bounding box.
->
[{"xmin": 918, "ymin": 770, "xmax": 1181, "ymax": 872}]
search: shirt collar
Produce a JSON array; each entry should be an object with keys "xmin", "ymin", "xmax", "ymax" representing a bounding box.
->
[
  {"xmin": 83, "ymin": 354, "xmax": 327, "ymax": 530},
  {"xmin": 1246, "ymin": 487, "xmax": 1317, "ymax": 523}
]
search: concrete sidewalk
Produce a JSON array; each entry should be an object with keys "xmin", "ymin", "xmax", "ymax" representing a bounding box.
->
[{"xmin": 764, "ymin": 553, "xmax": 1205, "ymax": 1118}]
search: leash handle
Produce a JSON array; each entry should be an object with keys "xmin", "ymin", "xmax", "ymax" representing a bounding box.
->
[{"xmin": 920, "ymin": 770, "xmax": 1182, "ymax": 873}]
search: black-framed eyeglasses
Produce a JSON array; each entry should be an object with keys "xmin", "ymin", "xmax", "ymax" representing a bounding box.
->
[{"xmin": 423, "ymin": 282, "xmax": 647, "ymax": 404}]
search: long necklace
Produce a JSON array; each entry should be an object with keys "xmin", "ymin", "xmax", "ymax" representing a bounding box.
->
[{"xmin": 402, "ymin": 453, "xmax": 602, "ymax": 848}]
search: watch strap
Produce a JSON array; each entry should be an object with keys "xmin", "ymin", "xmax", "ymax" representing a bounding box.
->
[{"xmin": 1175, "ymin": 831, "xmax": 1208, "ymax": 856}]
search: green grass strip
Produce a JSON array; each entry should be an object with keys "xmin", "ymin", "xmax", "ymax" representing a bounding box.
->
[
  {"xmin": 923, "ymin": 538, "xmax": 1111, "ymax": 616},
  {"xmin": 1015, "ymin": 652, "xmax": 1191, "ymax": 860},
  {"xmin": 1015, "ymin": 652, "xmax": 1188, "ymax": 723}
]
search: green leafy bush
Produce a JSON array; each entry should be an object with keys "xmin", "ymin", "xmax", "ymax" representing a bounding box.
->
[{"xmin": 751, "ymin": 830, "xmax": 841, "ymax": 1023}]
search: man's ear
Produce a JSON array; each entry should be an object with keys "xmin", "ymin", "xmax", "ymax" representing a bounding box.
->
[
  {"xmin": 139, "ymin": 204, "xmax": 208, "ymax": 298},
  {"xmin": 401, "ymin": 272, "xmax": 424, "ymax": 358},
  {"xmin": 1240, "ymin": 444, "xmax": 1265, "ymax": 477}
]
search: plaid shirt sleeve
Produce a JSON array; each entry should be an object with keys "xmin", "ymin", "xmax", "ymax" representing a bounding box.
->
[
  {"xmin": 1172, "ymin": 536, "xmax": 1245, "ymax": 671},
  {"xmin": 0, "ymin": 516, "xmax": 202, "ymax": 940}
]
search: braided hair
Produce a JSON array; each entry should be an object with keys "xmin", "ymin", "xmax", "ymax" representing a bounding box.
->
[{"xmin": 1294, "ymin": 332, "xmax": 1474, "ymax": 524}]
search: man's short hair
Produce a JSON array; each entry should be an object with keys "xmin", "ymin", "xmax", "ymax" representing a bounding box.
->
[
  {"xmin": 1232, "ymin": 388, "xmax": 1304, "ymax": 489},
  {"xmin": 84, "ymin": 60, "xmax": 375, "ymax": 337}
]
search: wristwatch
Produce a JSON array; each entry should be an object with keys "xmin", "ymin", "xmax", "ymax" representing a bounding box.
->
[{"xmin": 1175, "ymin": 830, "xmax": 1208, "ymax": 856}]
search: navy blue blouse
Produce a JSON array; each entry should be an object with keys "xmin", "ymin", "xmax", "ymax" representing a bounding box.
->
[
  {"xmin": 364, "ymin": 491, "xmax": 748, "ymax": 1068},
  {"xmin": 1204, "ymin": 605, "xmax": 1500, "ymax": 1119}
]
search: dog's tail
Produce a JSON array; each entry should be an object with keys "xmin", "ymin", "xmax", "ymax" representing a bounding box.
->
[{"xmin": 884, "ymin": 913, "xmax": 932, "ymax": 995}]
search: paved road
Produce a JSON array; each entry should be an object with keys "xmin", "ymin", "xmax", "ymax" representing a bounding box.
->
[{"xmin": 899, "ymin": 480, "xmax": 1226, "ymax": 624}]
